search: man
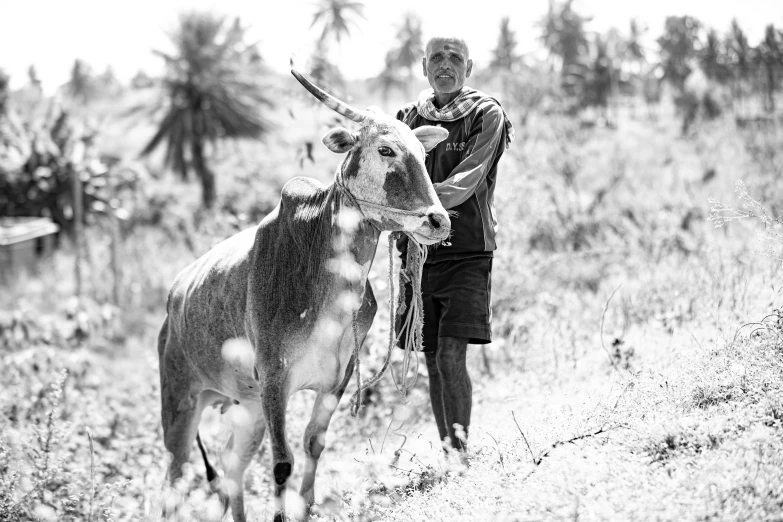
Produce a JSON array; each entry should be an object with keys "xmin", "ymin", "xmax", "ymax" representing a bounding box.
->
[{"xmin": 396, "ymin": 37, "xmax": 514, "ymax": 451}]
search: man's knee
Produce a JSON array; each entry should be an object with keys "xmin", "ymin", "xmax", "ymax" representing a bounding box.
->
[
  {"xmin": 435, "ymin": 337, "xmax": 469, "ymax": 373},
  {"xmin": 438, "ymin": 336, "xmax": 468, "ymax": 350}
]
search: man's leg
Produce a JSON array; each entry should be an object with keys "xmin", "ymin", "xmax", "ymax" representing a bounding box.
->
[
  {"xmin": 428, "ymin": 336, "xmax": 472, "ymax": 451},
  {"xmin": 424, "ymin": 351, "xmax": 448, "ymax": 443}
]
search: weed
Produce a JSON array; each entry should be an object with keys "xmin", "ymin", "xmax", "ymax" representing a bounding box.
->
[
  {"xmin": 646, "ymin": 429, "xmax": 724, "ymax": 463},
  {"xmin": 691, "ymin": 383, "xmax": 737, "ymax": 409},
  {"xmin": 763, "ymin": 399, "xmax": 783, "ymax": 427},
  {"xmin": 0, "ymin": 440, "xmax": 25, "ymax": 522},
  {"xmin": 708, "ymin": 180, "xmax": 783, "ymax": 264},
  {"xmin": 610, "ymin": 338, "xmax": 635, "ymax": 371}
]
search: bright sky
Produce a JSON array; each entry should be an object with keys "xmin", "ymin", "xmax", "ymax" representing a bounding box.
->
[{"xmin": 1, "ymin": 0, "xmax": 781, "ymax": 94}]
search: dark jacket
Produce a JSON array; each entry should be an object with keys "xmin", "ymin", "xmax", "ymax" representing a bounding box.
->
[{"xmin": 396, "ymin": 97, "xmax": 507, "ymax": 263}]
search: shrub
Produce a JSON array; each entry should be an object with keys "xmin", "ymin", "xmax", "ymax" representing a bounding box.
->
[{"xmin": 0, "ymin": 101, "xmax": 143, "ymax": 234}]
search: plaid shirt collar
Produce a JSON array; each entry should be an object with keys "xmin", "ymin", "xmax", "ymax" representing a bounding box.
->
[{"xmin": 415, "ymin": 87, "xmax": 515, "ymax": 149}]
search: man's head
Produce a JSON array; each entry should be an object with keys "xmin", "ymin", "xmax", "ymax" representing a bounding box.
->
[{"xmin": 422, "ymin": 37, "xmax": 473, "ymax": 106}]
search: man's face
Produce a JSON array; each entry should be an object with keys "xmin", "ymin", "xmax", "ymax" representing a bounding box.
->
[{"xmin": 422, "ymin": 39, "xmax": 473, "ymax": 97}]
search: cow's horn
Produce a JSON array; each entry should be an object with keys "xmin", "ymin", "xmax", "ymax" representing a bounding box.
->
[{"xmin": 291, "ymin": 69, "xmax": 367, "ymax": 123}]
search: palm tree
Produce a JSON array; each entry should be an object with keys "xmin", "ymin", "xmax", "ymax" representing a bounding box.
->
[
  {"xmin": 727, "ymin": 19, "xmax": 751, "ymax": 114},
  {"xmin": 27, "ymin": 65, "xmax": 42, "ymax": 90},
  {"xmin": 625, "ymin": 19, "xmax": 647, "ymax": 75},
  {"xmin": 307, "ymin": 0, "xmax": 364, "ymax": 100},
  {"xmin": 0, "ymin": 69, "xmax": 9, "ymax": 114},
  {"xmin": 392, "ymin": 13, "xmax": 423, "ymax": 75},
  {"xmin": 380, "ymin": 12, "xmax": 424, "ymax": 99},
  {"xmin": 139, "ymin": 12, "xmax": 273, "ymax": 208},
  {"xmin": 97, "ymin": 66, "xmax": 122, "ymax": 98},
  {"xmin": 308, "ymin": 48, "xmax": 344, "ymax": 93},
  {"xmin": 64, "ymin": 59, "xmax": 96, "ymax": 105},
  {"xmin": 538, "ymin": 0, "xmax": 591, "ymax": 75},
  {"xmin": 602, "ymin": 28, "xmax": 628, "ymax": 124},
  {"xmin": 700, "ymin": 29, "xmax": 731, "ymax": 85},
  {"xmin": 489, "ymin": 16, "xmax": 521, "ymax": 101},
  {"xmin": 490, "ymin": 16, "xmax": 521, "ymax": 72},
  {"xmin": 656, "ymin": 15, "xmax": 702, "ymax": 93},
  {"xmin": 582, "ymin": 33, "xmax": 613, "ymax": 121},
  {"xmin": 310, "ymin": 0, "xmax": 365, "ymax": 46},
  {"xmin": 373, "ymin": 51, "xmax": 406, "ymax": 103},
  {"xmin": 755, "ymin": 24, "xmax": 783, "ymax": 112}
]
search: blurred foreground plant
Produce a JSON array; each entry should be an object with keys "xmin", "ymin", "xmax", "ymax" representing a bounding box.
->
[
  {"xmin": 708, "ymin": 180, "xmax": 783, "ymax": 264},
  {"xmin": 0, "ymin": 357, "xmax": 135, "ymax": 521}
]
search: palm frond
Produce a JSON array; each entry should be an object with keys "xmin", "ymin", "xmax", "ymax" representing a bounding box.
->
[{"xmin": 140, "ymin": 108, "xmax": 180, "ymax": 157}]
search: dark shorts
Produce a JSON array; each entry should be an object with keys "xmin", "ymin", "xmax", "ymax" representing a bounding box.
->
[{"xmin": 396, "ymin": 256, "xmax": 493, "ymax": 353}]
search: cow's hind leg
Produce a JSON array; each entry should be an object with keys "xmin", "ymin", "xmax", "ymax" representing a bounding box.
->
[
  {"xmin": 219, "ymin": 401, "xmax": 266, "ymax": 522},
  {"xmin": 160, "ymin": 326, "xmax": 204, "ymax": 485},
  {"xmin": 159, "ymin": 323, "xmax": 214, "ymax": 517},
  {"xmin": 299, "ymin": 356, "xmax": 356, "ymax": 509},
  {"xmin": 160, "ymin": 386, "xmax": 210, "ymax": 516}
]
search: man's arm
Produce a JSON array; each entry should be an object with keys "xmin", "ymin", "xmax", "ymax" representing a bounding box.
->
[{"xmin": 433, "ymin": 103, "xmax": 505, "ymax": 209}]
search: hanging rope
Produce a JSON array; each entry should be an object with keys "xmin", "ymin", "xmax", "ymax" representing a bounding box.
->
[
  {"xmin": 349, "ymin": 232, "xmax": 427, "ymax": 416},
  {"xmin": 391, "ymin": 237, "xmax": 426, "ymax": 396}
]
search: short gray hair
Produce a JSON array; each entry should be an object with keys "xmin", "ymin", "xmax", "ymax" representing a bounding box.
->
[{"xmin": 424, "ymin": 37, "xmax": 470, "ymax": 59}]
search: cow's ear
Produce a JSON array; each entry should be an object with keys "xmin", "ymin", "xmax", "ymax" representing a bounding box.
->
[
  {"xmin": 323, "ymin": 127, "xmax": 358, "ymax": 153},
  {"xmin": 413, "ymin": 126, "xmax": 449, "ymax": 152}
]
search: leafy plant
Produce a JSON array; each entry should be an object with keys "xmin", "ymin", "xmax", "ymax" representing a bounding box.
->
[{"xmin": 0, "ymin": 102, "xmax": 140, "ymax": 233}]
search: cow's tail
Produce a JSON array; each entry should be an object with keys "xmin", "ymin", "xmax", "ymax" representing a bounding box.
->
[
  {"xmin": 195, "ymin": 433, "xmax": 218, "ymax": 482},
  {"xmin": 196, "ymin": 432, "xmax": 228, "ymax": 512}
]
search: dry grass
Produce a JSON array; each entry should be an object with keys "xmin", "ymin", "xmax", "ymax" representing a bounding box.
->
[{"xmin": 2, "ymin": 89, "xmax": 783, "ymax": 521}]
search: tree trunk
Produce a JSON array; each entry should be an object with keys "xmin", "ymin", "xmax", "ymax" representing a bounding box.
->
[
  {"xmin": 766, "ymin": 63, "xmax": 776, "ymax": 112},
  {"xmin": 72, "ymin": 167, "xmax": 83, "ymax": 298},
  {"xmin": 191, "ymin": 139, "xmax": 215, "ymax": 208}
]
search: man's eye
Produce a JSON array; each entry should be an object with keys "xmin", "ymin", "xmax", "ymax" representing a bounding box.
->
[{"xmin": 378, "ymin": 146, "xmax": 395, "ymax": 157}]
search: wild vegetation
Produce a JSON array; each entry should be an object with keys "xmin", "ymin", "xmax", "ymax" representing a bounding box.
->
[{"xmin": 2, "ymin": 1, "xmax": 783, "ymax": 521}]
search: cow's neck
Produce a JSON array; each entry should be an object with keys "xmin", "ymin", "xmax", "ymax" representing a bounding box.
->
[{"xmin": 329, "ymin": 184, "xmax": 381, "ymax": 302}]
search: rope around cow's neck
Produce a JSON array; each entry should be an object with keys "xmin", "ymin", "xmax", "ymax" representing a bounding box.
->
[
  {"xmin": 334, "ymin": 173, "xmax": 428, "ymax": 220},
  {"xmin": 349, "ymin": 231, "xmax": 427, "ymax": 417}
]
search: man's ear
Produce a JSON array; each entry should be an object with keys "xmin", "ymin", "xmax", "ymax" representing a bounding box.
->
[
  {"xmin": 413, "ymin": 126, "xmax": 449, "ymax": 152},
  {"xmin": 422, "ymin": 57, "xmax": 427, "ymax": 77},
  {"xmin": 322, "ymin": 127, "xmax": 358, "ymax": 153},
  {"xmin": 466, "ymin": 58, "xmax": 473, "ymax": 78}
]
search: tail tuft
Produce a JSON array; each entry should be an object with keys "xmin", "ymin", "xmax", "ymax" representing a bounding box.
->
[{"xmin": 196, "ymin": 432, "xmax": 218, "ymax": 482}]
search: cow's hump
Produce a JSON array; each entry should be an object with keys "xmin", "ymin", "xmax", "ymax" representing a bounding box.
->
[{"xmin": 279, "ymin": 177, "xmax": 326, "ymax": 214}]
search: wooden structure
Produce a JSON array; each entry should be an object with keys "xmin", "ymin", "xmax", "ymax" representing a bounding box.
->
[{"xmin": 0, "ymin": 217, "xmax": 60, "ymax": 282}]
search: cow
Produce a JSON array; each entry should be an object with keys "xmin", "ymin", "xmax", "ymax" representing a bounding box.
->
[{"xmin": 158, "ymin": 69, "xmax": 450, "ymax": 522}]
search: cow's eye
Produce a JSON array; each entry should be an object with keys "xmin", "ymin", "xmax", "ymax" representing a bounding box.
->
[{"xmin": 378, "ymin": 146, "xmax": 395, "ymax": 157}]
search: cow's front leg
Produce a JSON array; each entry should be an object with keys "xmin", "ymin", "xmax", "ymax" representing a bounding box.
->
[
  {"xmin": 262, "ymin": 379, "xmax": 293, "ymax": 522},
  {"xmin": 300, "ymin": 356, "xmax": 356, "ymax": 509}
]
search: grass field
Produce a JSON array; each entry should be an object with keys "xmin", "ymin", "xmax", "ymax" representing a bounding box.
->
[{"xmin": 2, "ymin": 87, "xmax": 783, "ymax": 521}]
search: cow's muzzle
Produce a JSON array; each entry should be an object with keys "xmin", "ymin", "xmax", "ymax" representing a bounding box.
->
[{"xmin": 412, "ymin": 206, "xmax": 451, "ymax": 245}]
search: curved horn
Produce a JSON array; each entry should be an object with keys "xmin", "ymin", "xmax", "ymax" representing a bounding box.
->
[{"xmin": 291, "ymin": 68, "xmax": 368, "ymax": 123}]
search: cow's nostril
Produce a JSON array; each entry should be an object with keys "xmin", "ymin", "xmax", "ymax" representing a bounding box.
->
[{"xmin": 427, "ymin": 213, "xmax": 441, "ymax": 229}]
